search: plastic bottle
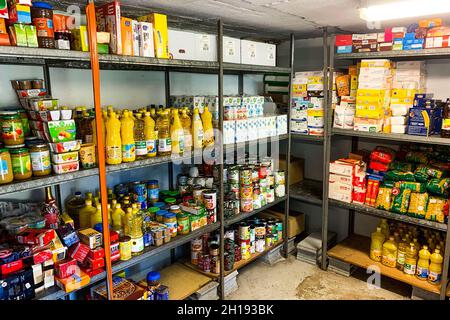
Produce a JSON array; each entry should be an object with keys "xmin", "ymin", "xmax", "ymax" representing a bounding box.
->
[
  {"xmin": 90, "ymin": 204, "xmax": 103, "ymax": 228},
  {"xmin": 416, "ymin": 245, "xmax": 431, "ymax": 280},
  {"xmin": 81, "ymin": 111, "xmax": 94, "ymax": 144},
  {"xmin": 369, "ymin": 227, "xmax": 385, "ymax": 262},
  {"xmin": 143, "ymin": 112, "xmax": 157, "ymax": 158},
  {"xmin": 105, "ymin": 111, "xmax": 122, "ymax": 165},
  {"xmin": 134, "ymin": 113, "xmax": 147, "ymax": 159},
  {"xmin": 428, "ymin": 249, "xmax": 443, "ymax": 285},
  {"xmin": 121, "ymin": 110, "xmax": 136, "ymax": 162},
  {"xmin": 111, "ymin": 203, "xmax": 124, "ymax": 234},
  {"xmin": 413, "ymin": 238, "xmax": 420, "ymax": 251},
  {"xmin": 123, "ymin": 207, "xmax": 132, "ymax": 236},
  {"xmin": 378, "ymin": 219, "xmax": 390, "ymax": 239},
  {"xmin": 171, "ymin": 109, "xmax": 185, "ymax": 155},
  {"xmin": 180, "ymin": 108, "xmax": 192, "ymax": 152},
  {"xmin": 381, "ymin": 236, "xmax": 397, "ymax": 268},
  {"xmin": 396, "ymin": 237, "xmax": 407, "ymax": 271},
  {"xmin": 201, "ymin": 106, "xmax": 214, "ymax": 147},
  {"xmin": 86, "ymin": 192, "xmax": 93, "ymax": 202},
  {"xmin": 129, "ymin": 205, "xmax": 144, "ymax": 256},
  {"xmin": 404, "ymin": 242, "xmax": 418, "ymax": 275},
  {"xmin": 158, "ymin": 110, "xmax": 172, "ymax": 156},
  {"xmin": 78, "ymin": 199, "xmax": 96, "ymax": 229},
  {"xmin": 192, "ymin": 107, "xmax": 204, "ymax": 150},
  {"xmin": 66, "ymin": 192, "xmax": 85, "ymax": 229}
]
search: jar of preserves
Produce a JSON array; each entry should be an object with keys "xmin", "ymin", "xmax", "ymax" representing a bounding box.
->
[
  {"xmin": 0, "ymin": 149, "xmax": 13, "ymax": 184},
  {"xmin": 10, "ymin": 148, "xmax": 32, "ymax": 180},
  {"xmin": 169, "ymin": 205, "xmax": 181, "ymax": 215},
  {"xmin": 147, "ymin": 180, "xmax": 159, "ymax": 204},
  {"xmin": 30, "ymin": 143, "xmax": 51, "ymax": 176},
  {"xmin": 31, "ymin": 2, "xmax": 55, "ymax": 49},
  {"xmin": 177, "ymin": 212, "xmax": 190, "ymax": 235},
  {"xmin": 165, "ymin": 197, "xmax": 177, "ymax": 206},
  {"xmin": 17, "ymin": 110, "xmax": 30, "ymax": 138},
  {"xmin": 156, "ymin": 210, "xmax": 167, "ymax": 223},
  {"xmin": 1, "ymin": 113, "xmax": 25, "ymax": 146},
  {"xmin": 164, "ymin": 212, "xmax": 178, "ymax": 237}
]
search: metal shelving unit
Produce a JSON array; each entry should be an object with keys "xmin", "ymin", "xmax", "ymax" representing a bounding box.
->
[
  {"xmin": 0, "ymin": 3, "xmax": 294, "ymax": 301},
  {"xmin": 291, "ymin": 133, "xmax": 324, "ymax": 143}
]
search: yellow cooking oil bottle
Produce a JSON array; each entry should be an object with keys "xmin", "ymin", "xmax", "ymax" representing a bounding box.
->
[
  {"xmin": 403, "ymin": 242, "xmax": 418, "ymax": 275},
  {"xmin": 134, "ymin": 113, "xmax": 147, "ymax": 159},
  {"xmin": 129, "ymin": 203, "xmax": 144, "ymax": 256},
  {"xmin": 180, "ymin": 108, "xmax": 192, "ymax": 152},
  {"xmin": 121, "ymin": 110, "xmax": 136, "ymax": 162},
  {"xmin": 90, "ymin": 204, "xmax": 103, "ymax": 228},
  {"xmin": 144, "ymin": 112, "xmax": 157, "ymax": 157},
  {"xmin": 157, "ymin": 110, "xmax": 172, "ymax": 156},
  {"xmin": 379, "ymin": 218, "xmax": 390, "ymax": 239},
  {"xmin": 381, "ymin": 236, "xmax": 397, "ymax": 268},
  {"xmin": 428, "ymin": 248, "xmax": 443, "ymax": 285},
  {"xmin": 201, "ymin": 106, "xmax": 214, "ymax": 147},
  {"xmin": 123, "ymin": 207, "xmax": 132, "ymax": 236},
  {"xmin": 79, "ymin": 199, "xmax": 96, "ymax": 229},
  {"xmin": 396, "ymin": 237, "xmax": 407, "ymax": 271},
  {"xmin": 111, "ymin": 203, "xmax": 125, "ymax": 235},
  {"xmin": 171, "ymin": 109, "xmax": 185, "ymax": 155},
  {"xmin": 416, "ymin": 245, "xmax": 431, "ymax": 280},
  {"xmin": 369, "ymin": 227, "xmax": 385, "ymax": 262},
  {"xmin": 105, "ymin": 111, "xmax": 122, "ymax": 165},
  {"xmin": 192, "ymin": 107, "xmax": 204, "ymax": 149}
]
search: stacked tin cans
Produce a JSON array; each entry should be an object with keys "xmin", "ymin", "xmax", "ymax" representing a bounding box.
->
[{"xmin": 191, "ymin": 233, "xmax": 220, "ymax": 274}]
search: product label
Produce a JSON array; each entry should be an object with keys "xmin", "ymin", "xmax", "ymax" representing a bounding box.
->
[
  {"xmin": 403, "ymin": 261, "xmax": 416, "ymax": 275},
  {"xmin": 146, "ymin": 139, "xmax": 156, "ymax": 155},
  {"xmin": 131, "ymin": 237, "xmax": 144, "ymax": 254},
  {"xmin": 248, "ymin": 44, "xmax": 256, "ymax": 59},
  {"xmin": 396, "ymin": 252, "xmax": 406, "ymax": 266},
  {"xmin": 428, "ymin": 271, "xmax": 441, "ymax": 284},
  {"xmin": 0, "ymin": 159, "xmax": 8, "ymax": 176},
  {"xmin": 148, "ymin": 188, "xmax": 159, "ymax": 201},
  {"xmin": 106, "ymin": 146, "xmax": 122, "ymax": 162},
  {"xmin": 165, "ymin": 221, "xmax": 177, "ymax": 237},
  {"xmin": 12, "ymin": 155, "xmax": 31, "ymax": 175},
  {"xmin": 33, "ymin": 18, "xmax": 54, "ymax": 38},
  {"xmin": 416, "ymin": 266, "xmax": 429, "ymax": 279},
  {"xmin": 225, "ymin": 40, "xmax": 235, "ymax": 57},
  {"xmin": 30, "ymin": 150, "xmax": 51, "ymax": 172},
  {"xmin": 135, "ymin": 140, "xmax": 147, "ymax": 156},
  {"xmin": 443, "ymin": 118, "xmax": 450, "ymax": 130},
  {"xmin": 143, "ymin": 232, "xmax": 152, "ymax": 247},
  {"xmin": 382, "ymin": 254, "xmax": 396, "ymax": 268},
  {"xmin": 122, "ymin": 143, "xmax": 136, "ymax": 160},
  {"xmin": 158, "ymin": 138, "xmax": 171, "ymax": 153},
  {"xmin": 195, "ymin": 129, "xmax": 204, "ymax": 146},
  {"xmin": 2, "ymin": 121, "xmax": 24, "ymax": 142}
]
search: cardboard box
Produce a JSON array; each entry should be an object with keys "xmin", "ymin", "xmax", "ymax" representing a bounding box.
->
[
  {"xmin": 168, "ymin": 29, "xmax": 195, "ymax": 60},
  {"xmin": 93, "ymin": 277, "xmax": 145, "ymax": 300},
  {"xmin": 0, "ymin": 1, "xmax": 8, "ymax": 19},
  {"xmin": 78, "ymin": 228, "xmax": 102, "ymax": 249},
  {"xmin": 0, "ymin": 18, "xmax": 9, "ymax": 46},
  {"xmin": 71, "ymin": 26, "xmax": 89, "ymax": 52},
  {"xmin": 8, "ymin": 4, "xmax": 30, "ymax": 24},
  {"xmin": 96, "ymin": 1, "xmax": 122, "ymax": 54},
  {"xmin": 56, "ymin": 268, "xmax": 90, "ymax": 293},
  {"xmin": 139, "ymin": 13, "xmax": 169, "ymax": 59},
  {"xmin": 138, "ymin": 22, "xmax": 154, "ymax": 57},
  {"xmin": 335, "ymin": 34, "xmax": 352, "ymax": 46},
  {"xmin": 132, "ymin": 20, "xmax": 139, "ymax": 56},
  {"xmin": 120, "ymin": 17, "xmax": 133, "ymax": 56},
  {"xmin": 194, "ymin": 33, "xmax": 217, "ymax": 62},
  {"xmin": 329, "ymin": 173, "xmax": 352, "ymax": 186},
  {"xmin": 54, "ymin": 259, "xmax": 77, "ymax": 279},
  {"xmin": 223, "ymin": 36, "xmax": 241, "ymax": 63},
  {"xmin": 279, "ymin": 155, "xmax": 304, "ymax": 185},
  {"xmin": 241, "ymin": 39, "xmax": 276, "ymax": 67},
  {"xmin": 46, "ymin": 120, "xmax": 76, "ymax": 142},
  {"xmin": 259, "ymin": 208, "xmax": 305, "ymax": 239}
]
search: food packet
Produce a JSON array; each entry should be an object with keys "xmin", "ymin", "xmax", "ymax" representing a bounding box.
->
[
  {"xmin": 415, "ymin": 165, "xmax": 444, "ymax": 179},
  {"xmin": 385, "ymin": 170, "xmax": 415, "ymax": 182},
  {"xmin": 426, "ymin": 178, "xmax": 450, "ymax": 196},
  {"xmin": 391, "ymin": 188, "xmax": 412, "ymax": 214},
  {"xmin": 381, "ymin": 180, "xmax": 395, "ymax": 188},
  {"xmin": 335, "ymin": 75, "xmax": 350, "ymax": 97},
  {"xmin": 375, "ymin": 187, "xmax": 393, "ymax": 211},
  {"xmin": 407, "ymin": 192, "xmax": 429, "ymax": 219},
  {"xmin": 389, "ymin": 162, "xmax": 413, "ymax": 172},
  {"xmin": 396, "ymin": 181, "xmax": 426, "ymax": 193},
  {"xmin": 405, "ymin": 151, "xmax": 428, "ymax": 164},
  {"xmin": 425, "ymin": 197, "xmax": 448, "ymax": 223},
  {"xmin": 370, "ymin": 147, "xmax": 396, "ymax": 164}
]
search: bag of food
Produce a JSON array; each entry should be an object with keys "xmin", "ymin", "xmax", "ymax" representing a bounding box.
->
[
  {"xmin": 335, "ymin": 75, "xmax": 350, "ymax": 97},
  {"xmin": 397, "ymin": 181, "xmax": 426, "ymax": 193},
  {"xmin": 407, "ymin": 192, "xmax": 429, "ymax": 218},
  {"xmin": 391, "ymin": 188, "xmax": 412, "ymax": 215},
  {"xmin": 375, "ymin": 187, "xmax": 393, "ymax": 211},
  {"xmin": 369, "ymin": 161, "xmax": 390, "ymax": 172},
  {"xmin": 426, "ymin": 178, "xmax": 450, "ymax": 196},
  {"xmin": 385, "ymin": 170, "xmax": 415, "ymax": 182},
  {"xmin": 370, "ymin": 146, "xmax": 396, "ymax": 164},
  {"xmin": 382, "ymin": 180, "xmax": 395, "ymax": 188},
  {"xmin": 405, "ymin": 151, "xmax": 428, "ymax": 164},
  {"xmin": 389, "ymin": 162, "xmax": 413, "ymax": 172},
  {"xmin": 425, "ymin": 197, "xmax": 448, "ymax": 223},
  {"xmin": 415, "ymin": 165, "xmax": 444, "ymax": 179}
]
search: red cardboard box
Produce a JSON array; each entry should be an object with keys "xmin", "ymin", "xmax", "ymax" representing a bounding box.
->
[
  {"xmin": 17, "ymin": 229, "xmax": 55, "ymax": 247},
  {"xmin": 0, "ymin": 259, "xmax": 23, "ymax": 276},
  {"xmin": 384, "ymin": 28, "xmax": 393, "ymax": 42},
  {"xmin": 81, "ymin": 267, "xmax": 104, "ymax": 278},
  {"xmin": 335, "ymin": 34, "xmax": 352, "ymax": 46},
  {"xmin": 96, "ymin": 1, "xmax": 122, "ymax": 54},
  {"xmin": 110, "ymin": 231, "xmax": 119, "ymax": 244},
  {"xmin": 54, "ymin": 259, "xmax": 77, "ymax": 279},
  {"xmin": 87, "ymin": 257, "xmax": 105, "ymax": 270},
  {"xmin": 33, "ymin": 249, "xmax": 53, "ymax": 265},
  {"xmin": 88, "ymin": 247, "xmax": 105, "ymax": 260},
  {"xmin": 69, "ymin": 243, "xmax": 90, "ymax": 264}
]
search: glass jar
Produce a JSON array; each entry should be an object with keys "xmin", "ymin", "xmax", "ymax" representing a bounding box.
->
[
  {"xmin": 1, "ymin": 113, "xmax": 25, "ymax": 146},
  {"xmin": 30, "ymin": 143, "xmax": 51, "ymax": 177},
  {"xmin": 148, "ymin": 207, "xmax": 159, "ymax": 220},
  {"xmin": 147, "ymin": 180, "xmax": 159, "ymax": 204},
  {"xmin": 169, "ymin": 205, "xmax": 181, "ymax": 215},
  {"xmin": 164, "ymin": 212, "xmax": 178, "ymax": 237},
  {"xmin": 155, "ymin": 210, "xmax": 167, "ymax": 223},
  {"xmin": 0, "ymin": 149, "xmax": 13, "ymax": 184},
  {"xmin": 31, "ymin": 2, "xmax": 55, "ymax": 49},
  {"xmin": 17, "ymin": 110, "xmax": 30, "ymax": 138},
  {"xmin": 10, "ymin": 148, "xmax": 32, "ymax": 180},
  {"xmin": 165, "ymin": 197, "xmax": 177, "ymax": 206},
  {"xmin": 177, "ymin": 212, "xmax": 190, "ymax": 235},
  {"xmin": 146, "ymin": 271, "xmax": 161, "ymax": 300}
]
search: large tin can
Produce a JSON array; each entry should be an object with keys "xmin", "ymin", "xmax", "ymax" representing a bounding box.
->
[
  {"xmin": 193, "ymin": 185, "xmax": 204, "ymax": 204},
  {"xmin": 228, "ymin": 166, "xmax": 239, "ymax": 184},
  {"xmin": 275, "ymin": 171, "xmax": 285, "ymax": 185},
  {"xmin": 239, "ymin": 167, "xmax": 252, "ymax": 185},
  {"xmin": 203, "ymin": 189, "xmax": 217, "ymax": 210},
  {"xmin": 132, "ymin": 181, "xmax": 147, "ymax": 209},
  {"xmin": 240, "ymin": 184, "xmax": 253, "ymax": 200},
  {"xmin": 240, "ymin": 198, "xmax": 253, "ymax": 213},
  {"xmin": 239, "ymin": 222, "xmax": 250, "ymax": 241}
]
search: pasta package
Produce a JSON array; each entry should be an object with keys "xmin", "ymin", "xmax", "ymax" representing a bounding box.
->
[
  {"xmin": 391, "ymin": 188, "xmax": 412, "ymax": 214},
  {"xmin": 385, "ymin": 170, "xmax": 415, "ymax": 182},
  {"xmin": 375, "ymin": 187, "xmax": 393, "ymax": 211},
  {"xmin": 336, "ymin": 75, "xmax": 350, "ymax": 97},
  {"xmin": 407, "ymin": 192, "xmax": 429, "ymax": 218},
  {"xmin": 389, "ymin": 162, "xmax": 413, "ymax": 172},
  {"xmin": 425, "ymin": 197, "xmax": 448, "ymax": 223},
  {"xmin": 397, "ymin": 181, "xmax": 426, "ymax": 193},
  {"xmin": 426, "ymin": 178, "xmax": 450, "ymax": 196},
  {"xmin": 415, "ymin": 165, "xmax": 444, "ymax": 179}
]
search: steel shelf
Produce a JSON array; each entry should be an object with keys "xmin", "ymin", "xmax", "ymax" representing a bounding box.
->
[
  {"xmin": 0, "ymin": 46, "xmax": 291, "ymax": 74},
  {"xmin": 329, "ymin": 199, "xmax": 448, "ymax": 232},
  {"xmin": 332, "ymin": 128, "xmax": 450, "ymax": 146},
  {"xmin": 335, "ymin": 48, "xmax": 450, "ymax": 60},
  {"xmin": 289, "ymin": 179, "xmax": 323, "ymax": 206},
  {"xmin": 224, "ymin": 196, "xmax": 287, "ymax": 227},
  {"xmin": 224, "ymin": 134, "xmax": 289, "ymax": 150},
  {"xmin": 291, "ymin": 133, "xmax": 324, "ymax": 143}
]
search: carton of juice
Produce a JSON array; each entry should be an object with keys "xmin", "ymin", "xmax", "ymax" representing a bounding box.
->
[
  {"xmin": 138, "ymin": 22, "xmax": 154, "ymax": 57},
  {"xmin": 96, "ymin": 1, "xmax": 122, "ymax": 55},
  {"xmin": 120, "ymin": 17, "xmax": 132, "ymax": 56}
]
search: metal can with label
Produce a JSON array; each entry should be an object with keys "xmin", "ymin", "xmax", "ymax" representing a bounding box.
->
[
  {"xmin": 253, "ymin": 196, "xmax": 261, "ymax": 210},
  {"xmin": 275, "ymin": 184, "xmax": 286, "ymax": 198},
  {"xmin": 193, "ymin": 185, "xmax": 204, "ymax": 204},
  {"xmin": 240, "ymin": 198, "xmax": 253, "ymax": 213},
  {"xmin": 259, "ymin": 164, "xmax": 268, "ymax": 179},
  {"xmin": 255, "ymin": 224, "xmax": 266, "ymax": 239},
  {"xmin": 266, "ymin": 188, "xmax": 275, "ymax": 203},
  {"xmin": 228, "ymin": 166, "xmax": 239, "ymax": 184},
  {"xmin": 143, "ymin": 231, "xmax": 153, "ymax": 247},
  {"xmin": 191, "ymin": 238, "xmax": 203, "ymax": 252},
  {"xmin": 259, "ymin": 178, "xmax": 268, "ymax": 193},
  {"xmin": 239, "ymin": 167, "xmax": 252, "ymax": 185},
  {"xmin": 267, "ymin": 175, "xmax": 275, "ymax": 187},
  {"xmin": 240, "ymin": 240, "xmax": 251, "ymax": 260},
  {"xmin": 203, "ymin": 189, "xmax": 217, "ymax": 210},
  {"xmin": 239, "ymin": 222, "xmax": 250, "ymax": 241},
  {"xmin": 131, "ymin": 236, "xmax": 144, "ymax": 255},
  {"xmin": 249, "ymin": 241, "xmax": 255, "ymax": 254},
  {"xmin": 119, "ymin": 236, "xmax": 132, "ymax": 261},
  {"xmin": 275, "ymin": 171, "xmax": 285, "ymax": 185},
  {"xmin": 240, "ymin": 184, "xmax": 253, "ymax": 200},
  {"xmin": 256, "ymin": 239, "xmax": 265, "ymax": 253},
  {"xmin": 260, "ymin": 193, "xmax": 267, "ymax": 207},
  {"xmin": 251, "ymin": 167, "xmax": 259, "ymax": 183},
  {"xmin": 249, "ymin": 225, "xmax": 255, "ymax": 242},
  {"xmin": 266, "ymin": 234, "xmax": 274, "ymax": 248}
]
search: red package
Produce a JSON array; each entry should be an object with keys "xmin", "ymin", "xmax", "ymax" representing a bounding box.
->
[
  {"xmin": 384, "ymin": 28, "xmax": 393, "ymax": 42},
  {"xmin": 352, "ymin": 187, "xmax": 366, "ymax": 205},
  {"xmin": 17, "ymin": 229, "xmax": 55, "ymax": 247},
  {"xmin": 33, "ymin": 249, "xmax": 53, "ymax": 265},
  {"xmin": 369, "ymin": 161, "xmax": 389, "ymax": 172},
  {"xmin": 87, "ymin": 257, "xmax": 105, "ymax": 270},
  {"xmin": 88, "ymin": 247, "xmax": 105, "ymax": 260},
  {"xmin": 81, "ymin": 267, "xmax": 104, "ymax": 278},
  {"xmin": 111, "ymin": 251, "xmax": 120, "ymax": 262},
  {"xmin": 69, "ymin": 243, "xmax": 90, "ymax": 264},
  {"xmin": 110, "ymin": 231, "xmax": 119, "ymax": 244},
  {"xmin": 335, "ymin": 34, "xmax": 352, "ymax": 46},
  {"xmin": 55, "ymin": 259, "xmax": 77, "ymax": 278},
  {"xmin": 370, "ymin": 148, "xmax": 395, "ymax": 164},
  {"xmin": 365, "ymin": 180, "xmax": 373, "ymax": 206},
  {"xmin": 1, "ymin": 259, "xmax": 23, "ymax": 276}
]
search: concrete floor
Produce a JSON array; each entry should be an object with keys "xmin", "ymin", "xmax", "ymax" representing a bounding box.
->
[{"xmin": 227, "ymin": 256, "xmax": 411, "ymax": 300}]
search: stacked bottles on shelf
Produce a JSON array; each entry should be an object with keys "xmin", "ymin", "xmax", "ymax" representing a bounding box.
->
[{"xmin": 370, "ymin": 219, "xmax": 444, "ymax": 285}]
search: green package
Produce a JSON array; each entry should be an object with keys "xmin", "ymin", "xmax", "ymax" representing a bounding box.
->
[
  {"xmin": 397, "ymin": 181, "xmax": 426, "ymax": 193},
  {"xmin": 391, "ymin": 188, "xmax": 411, "ymax": 215},
  {"xmin": 405, "ymin": 151, "xmax": 429, "ymax": 164},
  {"xmin": 389, "ymin": 162, "xmax": 413, "ymax": 172},
  {"xmin": 425, "ymin": 197, "xmax": 447, "ymax": 223},
  {"xmin": 415, "ymin": 165, "xmax": 444, "ymax": 180},
  {"xmin": 426, "ymin": 178, "xmax": 450, "ymax": 197},
  {"xmin": 385, "ymin": 170, "xmax": 415, "ymax": 182},
  {"xmin": 381, "ymin": 180, "xmax": 395, "ymax": 188},
  {"xmin": 46, "ymin": 120, "xmax": 76, "ymax": 142},
  {"xmin": 25, "ymin": 25, "xmax": 38, "ymax": 48},
  {"xmin": 13, "ymin": 24, "xmax": 28, "ymax": 47}
]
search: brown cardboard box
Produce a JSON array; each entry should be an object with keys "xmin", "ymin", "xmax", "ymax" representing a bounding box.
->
[
  {"xmin": 258, "ymin": 208, "xmax": 305, "ymax": 238},
  {"xmin": 278, "ymin": 155, "xmax": 304, "ymax": 185}
]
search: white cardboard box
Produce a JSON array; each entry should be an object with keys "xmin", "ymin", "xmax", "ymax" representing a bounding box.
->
[
  {"xmin": 138, "ymin": 22, "xmax": 154, "ymax": 57},
  {"xmin": 235, "ymin": 119, "xmax": 248, "ymax": 143},
  {"xmin": 168, "ymin": 29, "xmax": 196, "ymax": 60},
  {"xmin": 276, "ymin": 115, "xmax": 288, "ymax": 135},
  {"xmin": 241, "ymin": 40, "xmax": 276, "ymax": 66},
  {"xmin": 194, "ymin": 33, "xmax": 217, "ymax": 62},
  {"xmin": 224, "ymin": 120, "xmax": 236, "ymax": 144},
  {"xmin": 329, "ymin": 173, "xmax": 353, "ymax": 186},
  {"xmin": 223, "ymin": 36, "xmax": 241, "ymax": 64},
  {"xmin": 247, "ymin": 118, "xmax": 259, "ymax": 141}
]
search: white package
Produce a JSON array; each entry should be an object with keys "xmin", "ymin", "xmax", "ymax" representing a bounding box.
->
[
  {"xmin": 391, "ymin": 124, "xmax": 407, "ymax": 134},
  {"xmin": 291, "ymin": 120, "xmax": 308, "ymax": 134},
  {"xmin": 276, "ymin": 115, "xmax": 288, "ymax": 135},
  {"xmin": 132, "ymin": 20, "xmax": 140, "ymax": 56},
  {"xmin": 138, "ymin": 22, "xmax": 154, "ymax": 57},
  {"xmin": 235, "ymin": 119, "xmax": 248, "ymax": 143},
  {"xmin": 223, "ymin": 120, "xmax": 236, "ymax": 144},
  {"xmin": 247, "ymin": 118, "xmax": 258, "ymax": 141},
  {"xmin": 309, "ymin": 97, "xmax": 324, "ymax": 109},
  {"xmin": 333, "ymin": 104, "xmax": 355, "ymax": 129},
  {"xmin": 390, "ymin": 116, "xmax": 407, "ymax": 125},
  {"xmin": 241, "ymin": 40, "xmax": 276, "ymax": 66},
  {"xmin": 265, "ymin": 116, "xmax": 277, "ymax": 137},
  {"xmin": 194, "ymin": 33, "xmax": 217, "ymax": 62},
  {"xmin": 391, "ymin": 104, "xmax": 409, "ymax": 116},
  {"xmin": 223, "ymin": 36, "xmax": 241, "ymax": 64},
  {"xmin": 307, "ymin": 116, "xmax": 324, "ymax": 128},
  {"xmin": 168, "ymin": 29, "xmax": 196, "ymax": 60}
]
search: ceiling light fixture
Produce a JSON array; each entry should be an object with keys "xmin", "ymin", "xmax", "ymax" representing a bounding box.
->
[{"xmin": 360, "ymin": 0, "xmax": 450, "ymax": 21}]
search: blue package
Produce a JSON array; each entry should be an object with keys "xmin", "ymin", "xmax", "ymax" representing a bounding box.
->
[
  {"xmin": 415, "ymin": 93, "xmax": 434, "ymax": 100},
  {"xmin": 404, "ymin": 32, "xmax": 416, "ymax": 40},
  {"xmin": 407, "ymin": 125, "xmax": 428, "ymax": 136},
  {"xmin": 337, "ymin": 45, "xmax": 352, "ymax": 54}
]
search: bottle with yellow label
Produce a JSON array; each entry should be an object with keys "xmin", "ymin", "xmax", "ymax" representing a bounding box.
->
[
  {"xmin": 134, "ymin": 113, "xmax": 147, "ymax": 159},
  {"xmin": 171, "ymin": 109, "xmax": 185, "ymax": 155},
  {"xmin": 404, "ymin": 242, "xmax": 417, "ymax": 275},
  {"xmin": 90, "ymin": 204, "xmax": 103, "ymax": 228},
  {"xmin": 180, "ymin": 108, "xmax": 192, "ymax": 152},
  {"xmin": 157, "ymin": 110, "xmax": 172, "ymax": 156},
  {"xmin": 192, "ymin": 107, "xmax": 204, "ymax": 149},
  {"xmin": 428, "ymin": 248, "xmax": 443, "ymax": 285},
  {"xmin": 369, "ymin": 227, "xmax": 385, "ymax": 262},
  {"xmin": 144, "ymin": 112, "xmax": 157, "ymax": 157},
  {"xmin": 381, "ymin": 236, "xmax": 397, "ymax": 268},
  {"xmin": 201, "ymin": 106, "xmax": 214, "ymax": 147},
  {"xmin": 121, "ymin": 110, "xmax": 136, "ymax": 162},
  {"xmin": 105, "ymin": 111, "xmax": 122, "ymax": 165},
  {"xmin": 416, "ymin": 245, "xmax": 431, "ymax": 280}
]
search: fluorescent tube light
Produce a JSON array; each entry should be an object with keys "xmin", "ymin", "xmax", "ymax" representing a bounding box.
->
[{"xmin": 360, "ymin": 0, "xmax": 450, "ymax": 21}]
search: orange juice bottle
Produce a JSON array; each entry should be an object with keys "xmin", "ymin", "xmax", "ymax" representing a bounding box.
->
[
  {"xmin": 105, "ymin": 111, "xmax": 122, "ymax": 165},
  {"xmin": 171, "ymin": 109, "xmax": 185, "ymax": 155},
  {"xmin": 201, "ymin": 106, "xmax": 214, "ymax": 147},
  {"xmin": 121, "ymin": 110, "xmax": 136, "ymax": 162}
]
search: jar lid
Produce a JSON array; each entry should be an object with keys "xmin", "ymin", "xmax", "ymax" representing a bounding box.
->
[
  {"xmin": 165, "ymin": 197, "xmax": 176, "ymax": 204},
  {"xmin": 147, "ymin": 180, "xmax": 158, "ymax": 185},
  {"xmin": 156, "ymin": 210, "xmax": 168, "ymax": 216},
  {"xmin": 170, "ymin": 205, "xmax": 180, "ymax": 211},
  {"xmin": 32, "ymin": 2, "xmax": 53, "ymax": 10},
  {"xmin": 25, "ymin": 136, "xmax": 38, "ymax": 141},
  {"xmin": 1, "ymin": 113, "xmax": 20, "ymax": 119},
  {"xmin": 0, "ymin": 148, "xmax": 9, "ymax": 153},
  {"xmin": 0, "ymin": 110, "xmax": 18, "ymax": 116},
  {"xmin": 9, "ymin": 148, "xmax": 28, "ymax": 154},
  {"xmin": 149, "ymin": 207, "xmax": 159, "ymax": 213},
  {"xmin": 5, "ymin": 144, "xmax": 26, "ymax": 149},
  {"xmin": 168, "ymin": 191, "xmax": 179, "ymax": 197},
  {"xmin": 164, "ymin": 212, "xmax": 176, "ymax": 219},
  {"xmin": 154, "ymin": 202, "xmax": 165, "ymax": 208},
  {"xmin": 146, "ymin": 271, "xmax": 160, "ymax": 282},
  {"xmin": 30, "ymin": 143, "xmax": 48, "ymax": 148}
]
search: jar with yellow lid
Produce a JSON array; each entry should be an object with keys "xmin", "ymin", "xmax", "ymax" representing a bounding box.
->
[
  {"xmin": 0, "ymin": 149, "xmax": 13, "ymax": 184},
  {"xmin": 30, "ymin": 144, "xmax": 51, "ymax": 177},
  {"xmin": 10, "ymin": 148, "xmax": 32, "ymax": 180},
  {"xmin": 1, "ymin": 113, "xmax": 25, "ymax": 146}
]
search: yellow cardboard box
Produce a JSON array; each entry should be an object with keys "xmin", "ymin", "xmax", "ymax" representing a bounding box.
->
[
  {"xmin": 121, "ymin": 17, "xmax": 133, "ymax": 56},
  {"xmin": 138, "ymin": 13, "xmax": 168, "ymax": 59},
  {"xmin": 391, "ymin": 89, "xmax": 416, "ymax": 99}
]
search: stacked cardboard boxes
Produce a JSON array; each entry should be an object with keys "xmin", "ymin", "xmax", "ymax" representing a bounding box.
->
[{"xmin": 329, "ymin": 158, "xmax": 366, "ymax": 204}]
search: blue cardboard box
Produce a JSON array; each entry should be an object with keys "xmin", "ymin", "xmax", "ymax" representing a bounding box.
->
[{"xmin": 337, "ymin": 45, "xmax": 352, "ymax": 54}]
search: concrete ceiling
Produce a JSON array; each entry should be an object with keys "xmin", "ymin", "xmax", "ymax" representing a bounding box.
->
[{"xmin": 49, "ymin": 0, "xmax": 450, "ymax": 42}]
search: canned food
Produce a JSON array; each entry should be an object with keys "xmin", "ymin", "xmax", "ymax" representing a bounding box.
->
[
  {"xmin": 240, "ymin": 198, "xmax": 253, "ymax": 213},
  {"xmin": 259, "ymin": 178, "xmax": 268, "ymax": 193},
  {"xmin": 276, "ymin": 184, "xmax": 286, "ymax": 198},
  {"xmin": 253, "ymin": 197, "xmax": 261, "ymax": 210},
  {"xmin": 207, "ymin": 209, "xmax": 216, "ymax": 224},
  {"xmin": 249, "ymin": 225, "xmax": 255, "ymax": 242},
  {"xmin": 191, "ymin": 238, "xmax": 202, "ymax": 251},
  {"xmin": 132, "ymin": 182, "xmax": 147, "ymax": 209},
  {"xmin": 178, "ymin": 175, "xmax": 188, "ymax": 186},
  {"xmin": 205, "ymin": 177, "xmax": 214, "ymax": 189},
  {"xmin": 228, "ymin": 166, "xmax": 239, "ymax": 184},
  {"xmin": 239, "ymin": 222, "xmax": 250, "ymax": 241},
  {"xmin": 256, "ymin": 239, "xmax": 265, "ymax": 253},
  {"xmin": 260, "ymin": 193, "xmax": 267, "ymax": 207},
  {"xmin": 266, "ymin": 235, "xmax": 274, "ymax": 247},
  {"xmin": 193, "ymin": 186, "xmax": 204, "ymax": 204},
  {"xmin": 239, "ymin": 167, "xmax": 252, "ymax": 185},
  {"xmin": 266, "ymin": 188, "xmax": 275, "ymax": 203},
  {"xmin": 119, "ymin": 236, "xmax": 132, "ymax": 261},
  {"xmin": 251, "ymin": 167, "xmax": 259, "ymax": 183},
  {"xmin": 241, "ymin": 241, "xmax": 251, "ymax": 260},
  {"xmin": 209, "ymin": 243, "xmax": 219, "ymax": 256},
  {"xmin": 240, "ymin": 185, "xmax": 253, "ymax": 200},
  {"xmin": 203, "ymin": 189, "xmax": 217, "ymax": 210},
  {"xmin": 275, "ymin": 171, "xmax": 285, "ymax": 185},
  {"xmin": 259, "ymin": 165, "xmax": 268, "ymax": 179},
  {"xmin": 267, "ymin": 175, "xmax": 275, "ymax": 187},
  {"xmin": 255, "ymin": 224, "xmax": 266, "ymax": 238},
  {"xmin": 249, "ymin": 241, "xmax": 255, "ymax": 254}
]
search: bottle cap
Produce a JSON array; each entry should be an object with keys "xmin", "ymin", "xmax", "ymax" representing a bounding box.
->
[{"xmin": 146, "ymin": 271, "xmax": 160, "ymax": 282}]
